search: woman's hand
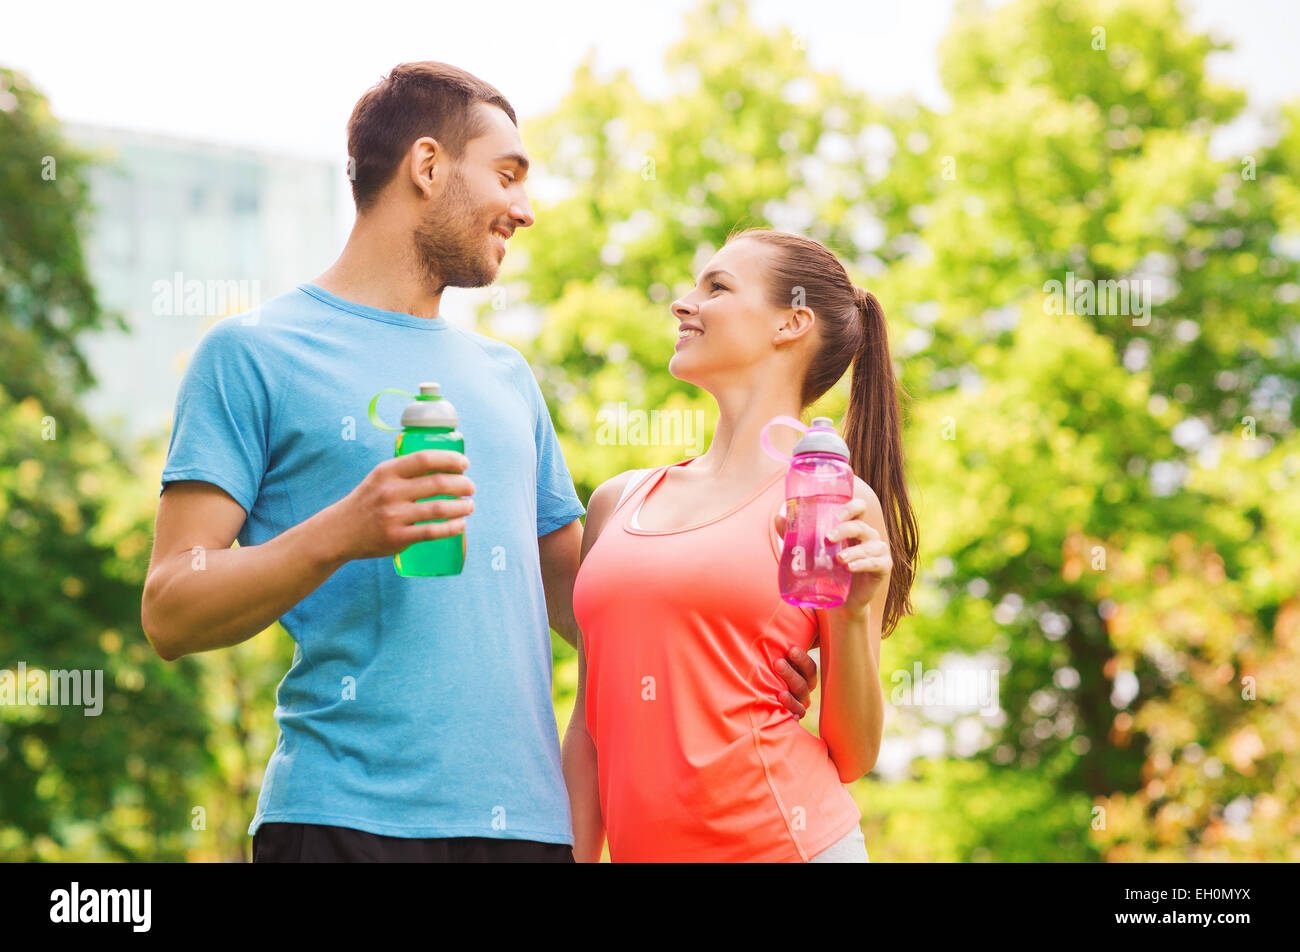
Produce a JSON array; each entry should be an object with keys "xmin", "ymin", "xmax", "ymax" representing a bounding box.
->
[
  {"xmin": 827, "ymin": 492, "xmax": 892, "ymax": 617},
  {"xmin": 776, "ymin": 483, "xmax": 891, "ymax": 619}
]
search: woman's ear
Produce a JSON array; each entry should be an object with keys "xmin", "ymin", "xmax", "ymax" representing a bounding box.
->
[{"xmin": 773, "ymin": 305, "xmax": 816, "ymax": 345}]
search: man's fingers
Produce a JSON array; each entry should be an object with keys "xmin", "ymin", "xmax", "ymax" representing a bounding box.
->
[
  {"xmin": 410, "ymin": 516, "xmax": 467, "ymax": 541},
  {"xmin": 777, "ymin": 657, "xmax": 810, "ymax": 703},
  {"xmin": 401, "ymin": 472, "xmax": 475, "ymax": 501},
  {"xmin": 778, "ymin": 690, "xmax": 807, "ymax": 720},
  {"xmin": 788, "ymin": 645, "xmax": 817, "ymax": 680},
  {"xmin": 391, "ymin": 449, "xmax": 469, "ymax": 478},
  {"xmin": 790, "ymin": 645, "xmax": 818, "ymax": 693},
  {"xmin": 407, "ymin": 496, "xmax": 475, "ymax": 523}
]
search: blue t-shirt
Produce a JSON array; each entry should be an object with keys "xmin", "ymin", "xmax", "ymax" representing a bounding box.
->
[{"xmin": 160, "ymin": 283, "xmax": 586, "ymax": 843}]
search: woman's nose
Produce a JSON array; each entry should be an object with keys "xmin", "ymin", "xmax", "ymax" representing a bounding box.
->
[{"xmin": 671, "ymin": 298, "xmax": 695, "ymax": 320}]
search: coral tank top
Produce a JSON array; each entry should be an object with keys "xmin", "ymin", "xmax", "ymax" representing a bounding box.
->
[{"xmin": 572, "ymin": 458, "xmax": 862, "ymax": 862}]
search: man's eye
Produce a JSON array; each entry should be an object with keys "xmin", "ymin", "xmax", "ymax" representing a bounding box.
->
[{"xmin": 499, "ymin": 172, "xmax": 514, "ymax": 184}]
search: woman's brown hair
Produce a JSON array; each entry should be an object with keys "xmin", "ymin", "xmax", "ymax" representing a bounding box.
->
[{"xmin": 730, "ymin": 227, "xmax": 918, "ymax": 638}]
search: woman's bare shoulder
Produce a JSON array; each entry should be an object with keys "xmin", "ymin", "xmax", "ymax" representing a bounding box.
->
[{"xmin": 581, "ymin": 470, "xmax": 643, "ymax": 558}]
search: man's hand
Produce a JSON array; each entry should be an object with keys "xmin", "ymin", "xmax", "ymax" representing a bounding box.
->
[
  {"xmin": 322, "ymin": 450, "xmax": 475, "ymax": 562},
  {"xmin": 776, "ymin": 646, "xmax": 819, "ymax": 719}
]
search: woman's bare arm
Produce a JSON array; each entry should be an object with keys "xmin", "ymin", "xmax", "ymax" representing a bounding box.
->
[{"xmin": 814, "ymin": 480, "xmax": 890, "ymax": 782}]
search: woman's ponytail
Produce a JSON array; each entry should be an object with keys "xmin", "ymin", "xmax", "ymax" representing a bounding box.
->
[
  {"xmin": 843, "ymin": 287, "xmax": 918, "ymax": 638},
  {"xmin": 728, "ymin": 227, "xmax": 919, "ymax": 638}
]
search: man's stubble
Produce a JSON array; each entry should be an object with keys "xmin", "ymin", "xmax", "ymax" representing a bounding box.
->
[{"xmin": 412, "ymin": 164, "xmax": 497, "ymax": 293}]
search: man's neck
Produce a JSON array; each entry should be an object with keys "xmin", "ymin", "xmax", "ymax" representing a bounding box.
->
[{"xmin": 312, "ymin": 212, "xmax": 445, "ymax": 320}]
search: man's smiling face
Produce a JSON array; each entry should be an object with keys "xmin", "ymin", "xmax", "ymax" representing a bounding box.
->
[{"xmin": 413, "ymin": 101, "xmax": 535, "ymax": 291}]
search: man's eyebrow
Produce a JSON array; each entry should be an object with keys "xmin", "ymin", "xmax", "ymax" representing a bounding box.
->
[{"xmin": 494, "ymin": 151, "xmax": 530, "ymax": 174}]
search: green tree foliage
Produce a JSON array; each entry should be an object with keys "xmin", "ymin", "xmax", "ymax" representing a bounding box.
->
[
  {"xmin": 0, "ymin": 67, "xmax": 216, "ymax": 859},
  {"xmin": 0, "ymin": 72, "xmax": 122, "ymax": 418},
  {"xmin": 507, "ymin": 0, "xmax": 1300, "ymax": 860},
  {"xmin": 4, "ymin": 0, "xmax": 1297, "ymax": 861},
  {"xmin": 488, "ymin": 0, "xmax": 882, "ymax": 499},
  {"xmin": 879, "ymin": 0, "xmax": 1300, "ymax": 861}
]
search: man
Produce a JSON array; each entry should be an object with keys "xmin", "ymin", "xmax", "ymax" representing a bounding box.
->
[{"xmin": 142, "ymin": 62, "xmax": 818, "ymax": 863}]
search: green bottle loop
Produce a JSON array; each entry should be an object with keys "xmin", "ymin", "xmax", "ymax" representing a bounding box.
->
[
  {"xmin": 367, "ymin": 388, "xmax": 415, "ymax": 432},
  {"xmin": 367, "ymin": 382, "xmax": 465, "ymax": 577}
]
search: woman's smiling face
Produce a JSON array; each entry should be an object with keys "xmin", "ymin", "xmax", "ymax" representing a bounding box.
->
[{"xmin": 668, "ymin": 238, "xmax": 786, "ymax": 387}]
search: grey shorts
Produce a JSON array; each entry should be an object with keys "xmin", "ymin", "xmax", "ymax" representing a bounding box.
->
[{"xmin": 808, "ymin": 824, "xmax": 870, "ymax": 863}]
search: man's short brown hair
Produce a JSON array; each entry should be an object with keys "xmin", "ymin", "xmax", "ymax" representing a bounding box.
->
[{"xmin": 346, "ymin": 62, "xmax": 517, "ymax": 212}]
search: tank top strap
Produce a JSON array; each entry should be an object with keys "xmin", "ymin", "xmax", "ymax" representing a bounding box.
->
[
  {"xmin": 612, "ymin": 467, "xmax": 655, "ymax": 514},
  {"xmin": 611, "ymin": 459, "xmax": 694, "ymax": 526}
]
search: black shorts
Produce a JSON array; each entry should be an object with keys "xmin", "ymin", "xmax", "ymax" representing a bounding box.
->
[{"xmin": 252, "ymin": 821, "xmax": 575, "ymax": 863}]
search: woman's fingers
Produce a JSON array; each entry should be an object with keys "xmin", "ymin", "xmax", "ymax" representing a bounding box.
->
[
  {"xmin": 848, "ymin": 555, "xmax": 890, "ymax": 571},
  {"xmin": 837, "ymin": 540, "xmax": 890, "ymax": 565},
  {"xmin": 828, "ymin": 518, "xmax": 877, "ymax": 544}
]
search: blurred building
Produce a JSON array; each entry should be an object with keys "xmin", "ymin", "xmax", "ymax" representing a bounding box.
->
[{"xmin": 65, "ymin": 123, "xmax": 340, "ymax": 443}]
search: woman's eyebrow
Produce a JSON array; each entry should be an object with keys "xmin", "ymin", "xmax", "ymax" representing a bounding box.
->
[{"xmin": 698, "ymin": 269, "xmax": 735, "ymax": 284}]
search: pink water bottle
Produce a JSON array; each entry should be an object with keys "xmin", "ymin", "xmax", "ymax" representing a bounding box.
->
[{"xmin": 761, "ymin": 416, "xmax": 854, "ymax": 609}]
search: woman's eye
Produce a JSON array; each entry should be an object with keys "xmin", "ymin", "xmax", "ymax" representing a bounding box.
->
[{"xmin": 710, "ymin": 281, "xmax": 727, "ymax": 293}]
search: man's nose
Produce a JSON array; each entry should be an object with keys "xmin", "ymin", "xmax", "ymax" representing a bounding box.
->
[{"xmin": 509, "ymin": 194, "xmax": 535, "ymax": 229}]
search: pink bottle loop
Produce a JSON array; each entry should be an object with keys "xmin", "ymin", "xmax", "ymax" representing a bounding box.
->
[{"xmin": 760, "ymin": 415, "xmax": 810, "ymax": 463}]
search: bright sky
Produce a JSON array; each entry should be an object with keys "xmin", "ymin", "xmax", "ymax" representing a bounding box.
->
[
  {"xmin": 6, "ymin": 0, "xmax": 1298, "ymax": 153},
  {"xmin": 4, "ymin": 0, "xmax": 1297, "ymax": 243},
  {"xmin": 4, "ymin": 0, "xmax": 964, "ymax": 160}
]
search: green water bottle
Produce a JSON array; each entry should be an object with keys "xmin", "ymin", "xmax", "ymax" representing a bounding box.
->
[{"xmin": 368, "ymin": 382, "xmax": 466, "ymax": 577}]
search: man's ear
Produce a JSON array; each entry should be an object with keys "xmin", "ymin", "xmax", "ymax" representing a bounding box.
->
[
  {"xmin": 408, "ymin": 136, "xmax": 442, "ymax": 200},
  {"xmin": 774, "ymin": 305, "xmax": 816, "ymax": 345}
]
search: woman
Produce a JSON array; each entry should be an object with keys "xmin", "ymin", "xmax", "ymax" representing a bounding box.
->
[{"xmin": 564, "ymin": 228, "xmax": 918, "ymax": 862}]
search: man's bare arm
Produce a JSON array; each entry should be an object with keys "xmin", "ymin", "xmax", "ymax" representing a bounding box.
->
[
  {"xmin": 561, "ymin": 475, "xmax": 630, "ymax": 861},
  {"xmin": 141, "ymin": 450, "xmax": 474, "ymax": 661},
  {"xmin": 539, "ymin": 517, "xmax": 583, "ymax": 648}
]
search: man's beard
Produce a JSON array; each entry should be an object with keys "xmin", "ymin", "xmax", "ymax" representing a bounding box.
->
[{"xmin": 412, "ymin": 166, "xmax": 496, "ymax": 293}]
